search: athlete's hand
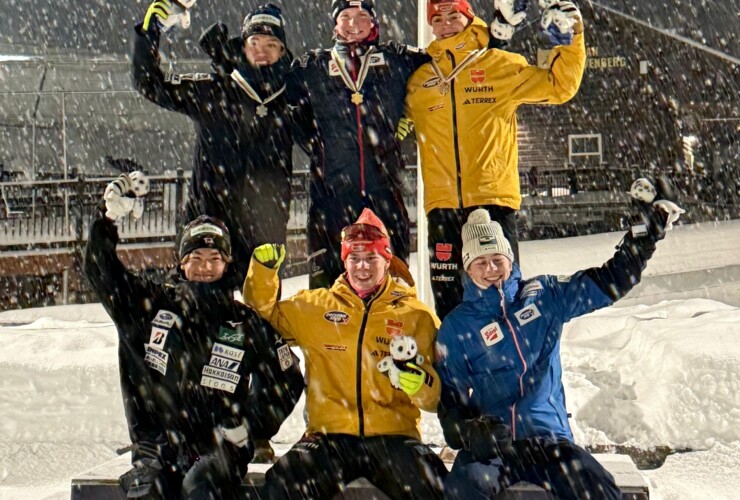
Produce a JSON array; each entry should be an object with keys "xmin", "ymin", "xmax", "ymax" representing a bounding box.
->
[
  {"xmin": 398, "ymin": 363, "xmax": 426, "ymax": 396},
  {"xmin": 253, "ymin": 243, "xmax": 286, "ymax": 269}
]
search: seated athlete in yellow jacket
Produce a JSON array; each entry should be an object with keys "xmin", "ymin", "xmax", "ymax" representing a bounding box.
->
[
  {"xmin": 242, "ymin": 208, "xmax": 447, "ymax": 499},
  {"xmin": 405, "ymin": 0, "xmax": 586, "ymax": 320}
]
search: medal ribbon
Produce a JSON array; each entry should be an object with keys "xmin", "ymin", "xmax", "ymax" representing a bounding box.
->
[
  {"xmin": 430, "ymin": 49, "xmax": 483, "ymax": 90},
  {"xmin": 230, "ymin": 70, "xmax": 286, "ymax": 109},
  {"xmin": 330, "ymin": 46, "xmax": 376, "ymax": 101}
]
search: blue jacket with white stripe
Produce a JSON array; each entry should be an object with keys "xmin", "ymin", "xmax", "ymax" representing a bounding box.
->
[{"xmin": 435, "ymin": 228, "xmax": 661, "ymax": 447}]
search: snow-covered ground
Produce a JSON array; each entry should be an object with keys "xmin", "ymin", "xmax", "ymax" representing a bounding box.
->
[{"xmin": 1, "ymin": 221, "xmax": 739, "ymax": 499}]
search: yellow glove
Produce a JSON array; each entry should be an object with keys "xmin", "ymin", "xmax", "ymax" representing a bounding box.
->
[
  {"xmin": 253, "ymin": 243, "xmax": 286, "ymax": 269},
  {"xmin": 395, "ymin": 116, "xmax": 414, "ymax": 141},
  {"xmin": 143, "ymin": 0, "xmax": 172, "ymax": 32},
  {"xmin": 398, "ymin": 363, "xmax": 426, "ymax": 396}
]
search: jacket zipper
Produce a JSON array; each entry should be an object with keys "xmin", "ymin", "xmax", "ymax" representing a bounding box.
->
[
  {"xmin": 446, "ymin": 50, "xmax": 464, "ymax": 209},
  {"xmin": 356, "ymin": 298, "xmax": 374, "ymax": 436},
  {"xmin": 350, "ymin": 48, "xmax": 366, "ymax": 196},
  {"xmin": 499, "ymin": 287, "xmax": 527, "ymax": 440}
]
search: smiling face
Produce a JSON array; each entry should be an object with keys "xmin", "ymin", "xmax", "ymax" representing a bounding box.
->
[
  {"xmin": 243, "ymin": 34, "xmax": 284, "ymax": 66},
  {"xmin": 344, "ymin": 250, "xmax": 389, "ymax": 294},
  {"xmin": 334, "ymin": 7, "xmax": 374, "ymax": 43},
  {"xmin": 180, "ymin": 248, "xmax": 227, "ymax": 283},
  {"xmin": 430, "ymin": 10, "xmax": 470, "ymax": 39},
  {"xmin": 466, "ymin": 253, "xmax": 512, "ymax": 290}
]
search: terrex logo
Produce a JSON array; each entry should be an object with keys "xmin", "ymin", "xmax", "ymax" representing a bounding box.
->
[
  {"xmin": 324, "ymin": 311, "xmax": 350, "ymax": 324},
  {"xmin": 435, "ymin": 243, "xmax": 453, "ymax": 262}
]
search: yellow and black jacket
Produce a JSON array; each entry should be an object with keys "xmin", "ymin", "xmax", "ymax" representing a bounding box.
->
[
  {"xmin": 406, "ymin": 18, "xmax": 586, "ymax": 213},
  {"xmin": 243, "ymin": 259, "xmax": 441, "ymax": 440}
]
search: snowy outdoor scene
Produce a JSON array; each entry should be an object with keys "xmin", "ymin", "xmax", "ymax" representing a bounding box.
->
[
  {"xmin": 1, "ymin": 0, "xmax": 738, "ymax": 499},
  {"xmin": 2, "ymin": 224, "xmax": 740, "ymax": 499}
]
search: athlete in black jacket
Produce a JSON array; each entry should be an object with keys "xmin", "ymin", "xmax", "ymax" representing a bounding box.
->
[
  {"xmin": 132, "ymin": 2, "xmax": 312, "ymax": 283},
  {"xmin": 84, "ymin": 173, "xmax": 304, "ymax": 499}
]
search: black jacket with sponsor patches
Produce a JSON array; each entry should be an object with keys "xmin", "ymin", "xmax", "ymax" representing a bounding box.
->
[
  {"xmin": 83, "ymin": 213, "xmax": 304, "ymax": 454},
  {"xmin": 132, "ymin": 23, "xmax": 315, "ymax": 279}
]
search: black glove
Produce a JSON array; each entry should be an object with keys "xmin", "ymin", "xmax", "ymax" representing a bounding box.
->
[
  {"xmin": 628, "ymin": 176, "xmax": 685, "ymax": 240},
  {"xmin": 199, "ymin": 23, "xmax": 238, "ymax": 75},
  {"xmin": 461, "ymin": 415, "xmax": 513, "ymax": 462}
]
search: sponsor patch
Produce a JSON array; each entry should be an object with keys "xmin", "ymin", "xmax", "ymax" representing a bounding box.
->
[
  {"xmin": 427, "ymin": 103, "xmax": 445, "ymax": 112},
  {"xmin": 166, "ymin": 72, "xmax": 213, "ymax": 85},
  {"xmin": 324, "ymin": 311, "xmax": 350, "ymax": 324},
  {"xmin": 209, "ymin": 355, "xmax": 241, "ymax": 372},
  {"xmin": 144, "ymin": 344, "xmax": 168, "ymax": 375},
  {"xmin": 211, "ymin": 342, "xmax": 245, "ymax": 362},
  {"xmin": 480, "ymin": 322, "xmax": 504, "ymax": 347},
  {"xmin": 514, "ymin": 304, "xmax": 542, "ymax": 326},
  {"xmin": 431, "ymin": 262, "xmax": 458, "ymax": 271},
  {"xmin": 202, "ymin": 365, "xmax": 242, "ymax": 384},
  {"xmin": 200, "ymin": 376, "xmax": 237, "ymax": 394},
  {"xmin": 390, "ymin": 291, "xmax": 404, "ymax": 297},
  {"xmin": 432, "ymin": 276, "xmax": 455, "ymax": 282},
  {"xmin": 385, "ymin": 319, "xmax": 404, "ymax": 337},
  {"xmin": 367, "ymin": 53, "xmax": 386, "ymax": 67},
  {"xmin": 557, "ymin": 275, "xmax": 571, "ymax": 283},
  {"xmin": 217, "ymin": 326, "xmax": 244, "ymax": 346},
  {"xmin": 149, "ymin": 326, "xmax": 169, "ymax": 348},
  {"xmin": 470, "ymin": 69, "xmax": 486, "ymax": 84},
  {"xmin": 324, "ymin": 344, "xmax": 348, "ymax": 352},
  {"xmin": 249, "ymin": 13, "xmax": 281, "ymax": 26},
  {"xmin": 463, "ymin": 97, "xmax": 497, "ymax": 105},
  {"xmin": 422, "ymin": 77, "xmax": 442, "ymax": 88},
  {"xmin": 189, "ymin": 223, "xmax": 224, "ymax": 237},
  {"xmin": 277, "ymin": 344, "xmax": 293, "ymax": 371},
  {"xmin": 521, "ymin": 281, "xmax": 543, "ymax": 298},
  {"xmin": 152, "ymin": 310, "xmax": 176, "ymax": 329},
  {"xmin": 435, "ymin": 243, "xmax": 453, "ymax": 262},
  {"xmin": 479, "ymin": 235, "xmax": 497, "ymax": 244}
]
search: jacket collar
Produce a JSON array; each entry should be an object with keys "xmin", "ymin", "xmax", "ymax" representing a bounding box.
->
[
  {"xmin": 462, "ymin": 264, "xmax": 522, "ymax": 314},
  {"xmin": 426, "ymin": 17, "xmax": 490, "ymax": 60}
]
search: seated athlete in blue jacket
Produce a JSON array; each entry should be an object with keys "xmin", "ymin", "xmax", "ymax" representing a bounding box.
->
[{"xmin": 435, "ymin": 177, "xmax": 684, "ymax": 499}]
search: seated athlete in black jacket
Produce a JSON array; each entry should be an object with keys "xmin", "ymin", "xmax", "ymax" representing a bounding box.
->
[{"xmin": 84, "ymin": 172, "xmax": 304, "ymax": 499}]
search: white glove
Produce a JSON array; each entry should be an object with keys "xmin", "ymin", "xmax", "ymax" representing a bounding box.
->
[
  {"xmin": 491, "ymin": 0, "xmax": 528, "ymax": 41},
  {"xmin": 219, "ymin": 424, "xmax": 249, "ymax": 448},
  {"xmin": 654, "ymin": 199, "xmax": 685, "ymax": 231},
  {"xmin": 539, "ymin": 1, "xmax": 581, "ymax": 46},
  {"xmin": 104, "ymin": 171, "xmax": 150, "ymax": 221}
]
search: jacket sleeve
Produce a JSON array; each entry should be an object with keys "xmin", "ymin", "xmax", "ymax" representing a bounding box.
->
[
  {"xmin": 434, "ymin": 319, "xmax": 481, "ymax": 449},
  {"xmin": 83, "ymin": 209, "xmax": 158, "ymax": 330},
  {"xmin": 555, "ymin": 224, "xmax": 662, "ymax": 321},
  {"xmin": 131, "ymin": 24, "xmax": 210, "ymax": 116},
  {"xmin": 241, "ymin": 257, "xmax": 302, "ymax": 344},
  {"xmin": 286, "ymin": 63, "xmax": 322, "ymax": 159},
  {"xmin": 408, "ymin": 309, "xmax": 442, "ymax": 412},
  {"xmin": 507, "ymin": 32, "xmax": 586, "ymax": 106},
  {"xmin": 241, "ymin": 311, "xmax": 304, "ymax": 440}
]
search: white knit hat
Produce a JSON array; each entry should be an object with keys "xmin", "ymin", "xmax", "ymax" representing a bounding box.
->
[{"xmin": 461, "ymin": 209, "xmax": 514, "ymax": 269}]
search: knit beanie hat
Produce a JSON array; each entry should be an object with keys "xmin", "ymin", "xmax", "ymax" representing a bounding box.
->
[
  {"xmin": 427, "ymin": 0, "xmax": 475, "ymax": 24},
  {"xmin": 242, "ymin": 3, "xmax": 287, "ymax": 46},
  {"xmin": 461, "ymin": 209, "xmax": 514, "ymax": 269},
  {"xmin": 179, "ymin": 216, "xmax": 232, "ymax": 261},
  {"xmin": 340, "ymin": 208, "xmax": 392, "ymax": 261},
  {"xmin": 331, "ymin": 0, "xmax": 377, "ymax": 21}
]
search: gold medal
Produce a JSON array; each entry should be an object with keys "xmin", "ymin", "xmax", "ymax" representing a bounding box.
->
[
  {"xmin": 351, "ymin": 92, "xmax": 364, "ymax": 105},
  {"xmin": 439, "ymin": 82, "xmax": 450, "ymax": 95},
  {"xmin": 256, "ymin": 104, "xmax": 268, "ymax": 117}
]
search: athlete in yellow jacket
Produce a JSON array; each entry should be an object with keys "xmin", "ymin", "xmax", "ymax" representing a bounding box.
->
[
  {"xmin": 405, "ymin": 0, "xmax": 586, "ymax": 319},
  {"xmin": 243, "ymin": 208, "xmax": 447, "ymax": 499}
]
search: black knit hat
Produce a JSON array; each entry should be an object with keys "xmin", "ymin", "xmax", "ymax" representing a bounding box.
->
[
  {"xmin": 179, "ymin": 216, "xmax": 232, "ymax": 260},
  {"xmin": 331, "ymin": 0, "xmax": 377, "ymax": 21},
  {"xmin": 242, "ymin": 3, "xmax": 287, "ymax": 46}
]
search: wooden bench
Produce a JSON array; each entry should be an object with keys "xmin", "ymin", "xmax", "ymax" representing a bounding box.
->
[{"xmin": 70, "ymin": 451, "xmax": 649, "ymax": 499}]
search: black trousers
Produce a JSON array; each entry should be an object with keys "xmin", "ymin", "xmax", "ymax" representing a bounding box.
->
[
  {"xmin": 263, "ymin": 433, "xmax": 447, "ymax": 499},
  {"xmin": 427, "ymin": 205, "xmax": 519, "ymax": 321},
  {"xmin": 445, "ymin": 440, "xmax": 621, "ymax": 500},
  {"xmin": 307, "ymin": 191, "xmax": 410, "ymax": 289}
]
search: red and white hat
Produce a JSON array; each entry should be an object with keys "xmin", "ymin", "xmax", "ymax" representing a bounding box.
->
[
  {"xmin": 340, "ymin": 208, "xmax": 392, "ymax": 261},
  {"xmin": 427, "ymin": 0, "xmax": 475, "ymax": 24}
]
